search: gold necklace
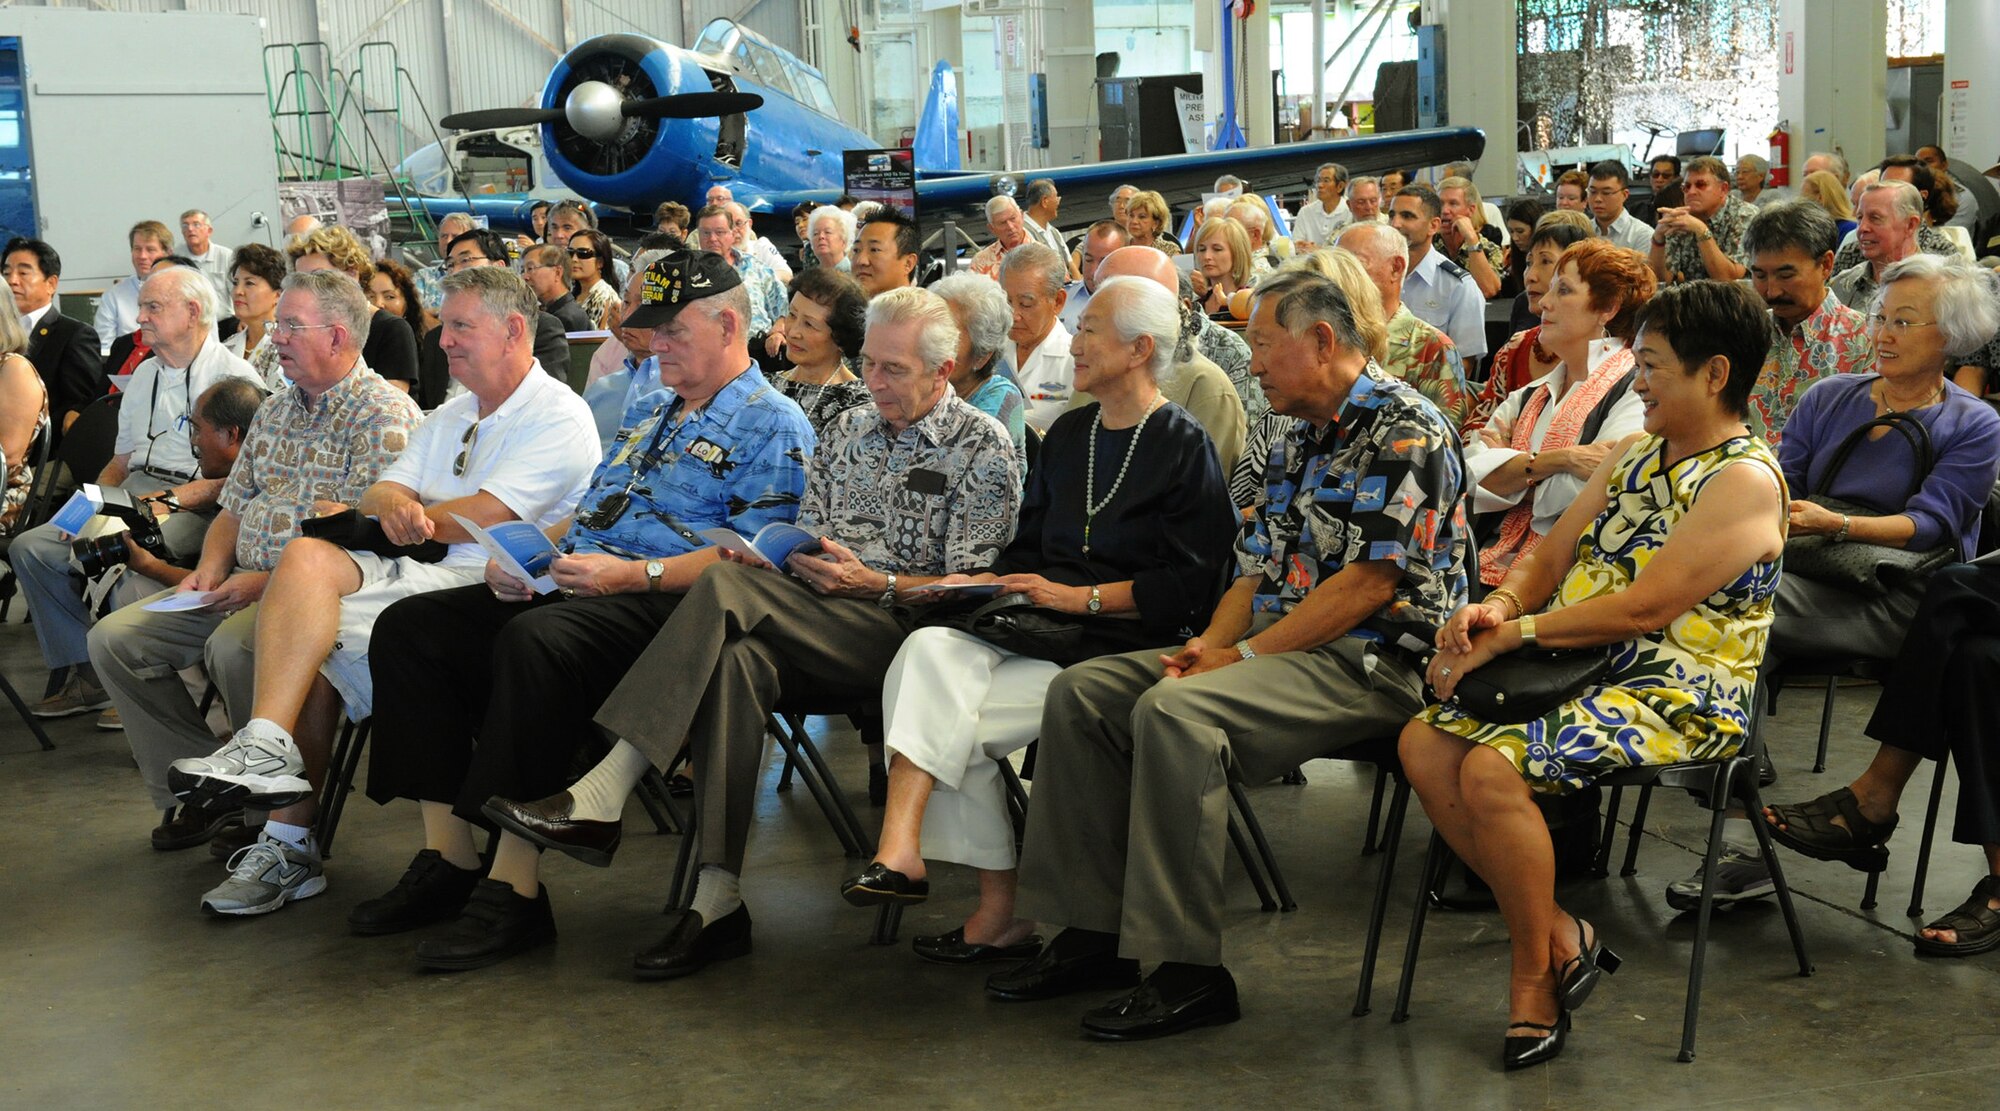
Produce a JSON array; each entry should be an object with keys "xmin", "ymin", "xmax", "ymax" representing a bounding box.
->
[{"xmin": 1879, "ymin": 379, "xmax": 1944, "ymax": 414}]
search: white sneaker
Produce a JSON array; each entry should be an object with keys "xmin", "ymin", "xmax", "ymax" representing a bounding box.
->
[
  {"xmin": 1664, "ymin": 846, "xmax": 1776, "ymax": 912},
  {"xmin": 168, "ymin": 722, "xmax": 311, "ymax": 808},
  {"xmin": 200, "ymin": 833, "xmax": 326, "ymax": 916}
]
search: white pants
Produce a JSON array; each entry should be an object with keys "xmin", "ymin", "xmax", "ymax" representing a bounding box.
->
[{"xmin": 881, "ymin": 625, "xmax": 1062, "ymax": 870}]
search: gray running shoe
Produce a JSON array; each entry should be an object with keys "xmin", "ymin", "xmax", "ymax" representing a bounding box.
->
[
  {"xmin": 1664, "ymin": 846, "xmax": 1775, "ymax": 912},
  {"xmin": 200, "ymin": 833, "xmax": 326, "ymax": 916},
  {"xmin": 169, "ymin": 724, "xmax": 310, "ymax": 808}
]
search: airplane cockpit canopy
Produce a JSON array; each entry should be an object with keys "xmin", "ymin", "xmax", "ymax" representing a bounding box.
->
[{"xmin": 691, "ymin": 19, "xmax": 839, "ymax": 120}]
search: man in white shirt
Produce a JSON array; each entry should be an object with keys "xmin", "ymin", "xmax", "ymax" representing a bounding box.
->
[
  {"xmin": 1391, "ymin": 185, "xmax": 1488, "ymax": 360},
  {"xmin": 1059, "ymin": 220, "xmax": 1130, "ymax": 330},
  {"xmin": 1021, "ymin": 178, "xmax": 1076, "ymax": 278},
  {"xmin": 1345, "ymin": 177, "xmax": 1387, "ymax": 226},
  {"xmin": 179, "ymin": 209, "xmax": 235, "ymax": 303},
  {"xmin": 93, "ymin": 220, "xmax": 175, "ymax": 354},
  {"xmin": 163, "ymin": 265, "xmax": 600, "ymax": 917},
  {"xmin": 1290, "ymin": 162, "xmax": 1352, "ymax": 251},
  {"xmin": 20, "ymin": 265, "xmax": 260, "ymax": 716},
  {"xmin": 999, "ymin": 242, "xmax": 1073, "ymax": 430},
  {"xmin": 1585, "ymin": 161, "xmax": 1656, "ymax": 253}
]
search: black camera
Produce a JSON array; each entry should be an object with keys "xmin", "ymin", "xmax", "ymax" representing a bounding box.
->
[{"xmin": 71, "ymin": 490, "xmax": 173, "ymax": 579}]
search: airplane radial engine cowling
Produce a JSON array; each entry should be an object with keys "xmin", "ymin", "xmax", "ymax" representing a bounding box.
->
[{"xmin": 540, "ymin": 35, "xmax": 717, "ymax": 209}]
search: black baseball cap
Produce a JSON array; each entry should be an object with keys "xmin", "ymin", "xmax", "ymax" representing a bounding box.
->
[{"xmin": 623, "ymin": 249, "xmax": 744, "ymax": 329}]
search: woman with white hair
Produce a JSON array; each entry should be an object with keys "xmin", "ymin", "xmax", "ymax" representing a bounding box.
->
[
  {"xmin": 840, "ymin": 276, "xmax": 1239, "ymax": 963},
  {"xmin": 805, "ymin": 205, "xmax": 855, "ymax": 272},
  {"xmin": 931, "ymin": 274, "xmax": 1028, "ymax": 457}
]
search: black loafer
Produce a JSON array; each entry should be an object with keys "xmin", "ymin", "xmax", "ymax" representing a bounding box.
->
[
  {"xmin": 349, "ymin": 850, "xmax": 483, "ymax": 936},
  {"xmin": 414, "ymin": 879, "xmax": 556, "ymax": 971},
  {"xmin": 913, "ymin": 926, "xmax": 1043, "ymax": 965},
  {"xmin": 633, "ymin": 903, "xmax": 753, "ymax": 981},
  {"xmin": 666, "ymin": 774, "xmax": 694, "ymax": 799},
  {"xmin": 482, "ymin": 791, "xmax": 622, "ymax": 867},
  {"xmin": 840, "ymin": 861, "xmax": 929, "ymax": 907},
  {"xmin": 152, "ymin": 801, "xmax": 242, "ymax": 851},
  {"xmin": 985, "ymin": 934, "xmax": 1139, "ymax": 1002},
  {"xmin": 1081, "ymin": 966, "xmax": 1241, "ymax": 1041}
]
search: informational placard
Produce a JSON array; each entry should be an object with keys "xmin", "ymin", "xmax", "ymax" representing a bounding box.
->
[{"xmin": 843, "ymin": 148, "xmax": 918, "ymax": 222}]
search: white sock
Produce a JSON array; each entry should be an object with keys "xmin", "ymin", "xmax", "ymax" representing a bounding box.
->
[
  {"xmin": 238, "ymin": 717, "xmax": 295, "ymax": 750},
  {"xmin": 566, "ymin": 739, "xmax": 653, "ymax": 822},
  {"xmin": 1720, "ymin": 816, "xmax": 1759, "ymax": 855},
  {"xmin": 689, "ymin": 865, "xmax": 742, "ymax": 925},
  {"xmin": 264, "ymin": 819, "xmax": 312, "ymax": 851}
]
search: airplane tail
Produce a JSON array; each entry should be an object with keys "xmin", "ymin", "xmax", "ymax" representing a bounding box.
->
[{"xmin": 912, "ymin": 60, "xmax": 962, "ymax": 172}]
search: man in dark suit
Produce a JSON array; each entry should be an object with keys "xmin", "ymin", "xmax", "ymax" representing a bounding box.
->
[
  {"xmin": 414, "ymin": 229, "xmax": 570, "ymax": 408},
  {"xmin": 4, "ymin": 237, "xmax": 105, "ymax": 437}
]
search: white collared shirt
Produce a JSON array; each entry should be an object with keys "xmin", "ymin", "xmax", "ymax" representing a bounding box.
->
[
  {"xmin": 1466, "ymin": 338, "xmax": 1642, "ymax": 534},
  {"xmin": 93, "ymin": 275, "xmax": 141, "ymax": 355},
  {"xmin": 1290, "ymin": 198, "xmax": 1352, "ymax": 249},
  {"xmin": 115, "ymin": 336, "xmax": 261, "ymax": 481},
  {"xmin": 380, "ymin": 362, "xmax": 602, "ymax": 569},
  {"xmin": 1059, "ymin": 280, "xmax": 1090, "ymax": 329},
  {"xmin": 1593, "ymin": 209, "xmax": 1655, "ymax": 253},
  {"xmin": 21, "ymin": 302, "xmax": 50, "ymax": 332},
  {"xmin": 1007, "ymin": 319, "xmax": 1075, "ymax": 432}
]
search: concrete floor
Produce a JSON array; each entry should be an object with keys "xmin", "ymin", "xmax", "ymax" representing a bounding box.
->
[{"xmin": 2, "ymin": 614, "xmax": 1996, "ymax": 1110}]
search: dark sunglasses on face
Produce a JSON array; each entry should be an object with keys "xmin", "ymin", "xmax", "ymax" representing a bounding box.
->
[{"xmin": 571, "ymin": 248, "xmax": 597, "ymax": 260}]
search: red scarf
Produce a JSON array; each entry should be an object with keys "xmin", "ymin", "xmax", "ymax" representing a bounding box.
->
[{"xmin": 1479, "ymin": 346, "xmax": 1633, "ymax": 584}]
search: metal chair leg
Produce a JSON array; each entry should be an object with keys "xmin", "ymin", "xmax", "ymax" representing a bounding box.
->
[
  {"xmin": 635, "ymin": 768, "xmax": 684, "ymax": 835},
  {"xmin": 768, "ymin": 714, "xmax": 867, "ymax": 857},
  {"xmin": 791, "ymin": 720, "xmax": 872, "ymax": 856},
  {"xmin": 1621, "ymin": 783, "xmax": 1654, "ymax": 876},
  {"xmin": 1361, "ymin": 766, "xmax": 1388, "ymax": 856},
  {"xmin": 1677, "ymin": 769, "xmax": 1733, "ymax": 1063},
  {"xmin": 666, "ymin": 819, "xmax": 700, "ymax": 912},
  {"xmin": 871, "ymin": 903, "xmax": 903, "ymax": 945},
  {"xmin": 1740, "ymin": 771, "xmax": 1814, "ymax": 980},
  {"xmin": 1353, "ymin": 777, "xmax": 1411, "ymax": 1017},
  {"xmin": 1592, "ymin": 784, "xmax": 1624, "ymax": 878},
  {"xmin": 1907, "ymin": 751, "xmax": 1951, "ymax": 919},
  {"xmin": 1229, "ymin": 780, "xmax": 1296, "ymax": 912},
  {"xmin": 2, "ymin": 670, "xmax": 55, "ymax": 751},
  {"xmin": 1813, "ymin": 675, "xmax": 1836, "ymax": 773},
  {"xmin": 1225, "ymin": 813, "xmax": 1277, "ymax": 912},
  {"xmin": 1391, "ymin": 829, "xmax": 1451, "ymax": 1023},
  {"xmin": 313, "ymin": 719, "xmax": 369, "ymax": 860}
]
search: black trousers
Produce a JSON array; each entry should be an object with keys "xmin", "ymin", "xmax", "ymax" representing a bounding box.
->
[
  {"xmin": 1864, "ymin": 562, "xmax": 2000, "ymax": 847},
  {"xmin": 365, "ymin": 583, "xmax": 684, "ymax": 826}
]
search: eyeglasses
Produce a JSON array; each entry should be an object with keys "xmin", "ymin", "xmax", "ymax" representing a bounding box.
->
[
  {"xmin": 1865, "ymin": 314, "xmax": 1939, "ymax": 335},
  {"xmin": 1587, "ymin": 186, "xmax": 1626, "ymax": 198},
  {"xmin": 452, "ymin": 420, "xmax": 480, "ymax": 478},
  {"xmin": 269, "ymin": 319, "xmax": 336, "ymax": 337},
  {"xmin": 446, "ymin": 254, "xmax": 490, "ymax": 270},
  {"xmin": 570, "ymin": 248, "xmax": 597, "ymax": 260}
]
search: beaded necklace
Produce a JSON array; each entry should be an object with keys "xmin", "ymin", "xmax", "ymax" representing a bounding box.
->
[{"xmin": 1082, "ymin": 394, "xmax": 1165, "ymax": 556}]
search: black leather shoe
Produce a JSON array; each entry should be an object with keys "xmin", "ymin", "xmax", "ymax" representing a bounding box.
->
[
  {"xmin": 349, "ymin": 850, "xmax": 483, "ymax": 936},
  {"xmin": 1081, "ymin": 966, "xmax": 1241, "ymax": 1041},
  {"xmin": 633, "ymin": 903, "xmax": 753, "ymax": 980},
  {"xmin": 666, "ymin": 774, "xmax": 694, "ymax": 799},
  {"xmin": 912, "ymin": 927, "xmax": 1043, "ymax": 966},
  {"xmin": 1503, "ymin": 1013, "xmax": 1570, "ymax": 1070},
  {"xmin": 482, "ymin": 791, "xmax": 622, "ymax": 867},
  {"xmin": 985, "ymin": 934, "xmax": 1139, "ymax": 1002},
  {"xmin": 1554, "ymin": 918, "xmax": 1621, "ymax": 1012},
  {"xmin": 414, "ymin": 879, "xmax": 556, "ymax": 971},
  {"xmin": 152, "ymin": 801, "xmax": 242, "ymax": 851},
  {"xmin": 840, "ymin": 862, "xmax": 930, "ymax": 907}
]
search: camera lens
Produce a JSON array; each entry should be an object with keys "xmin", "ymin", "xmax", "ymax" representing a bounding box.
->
[{"xmin": 70, "ymin": 534, "xmax": 132, "ymax": 579}]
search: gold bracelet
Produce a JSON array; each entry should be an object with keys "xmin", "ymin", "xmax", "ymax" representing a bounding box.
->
[
  {"xmin": 1487, "ymin": 587, "xmax": 1526, "ymax": 620},
  {"xmin": 1520, "ymin": 613, "xmax": 1539, "ymax": 647}
]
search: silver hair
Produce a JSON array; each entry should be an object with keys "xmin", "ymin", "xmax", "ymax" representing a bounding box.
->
[
  {"xmin": 1338, "ymin": 222, "xmax": 1408, "ymax": 266},
  {"xmin": 984, "ymin": 195, "xmax": 1020, "ymax": 225},
  {"xmin": 997, "ymin": 242, "xmax": 1067, "ymax": 300},
  {"xmin": 147, "ymin": 264, "xmax": 224, "ymax": 330},
  {"xmin": 1316, "ymin": 162, "xmax": 1348, "ymax": 184},
  {"xmin": 1736, "ymin": 153, "xmax": 1769, "ymax": 174},
  {"xmin": 807, "ymin": 204, "xmax": 856, "ymax": 244},
  {"xmin": 864, "ymin": 286, "xmax": 959, "ymax": 375},
  {"xmin": 1214, "ymin": 174, "xmax": 1245, "ymax": 193},
  {"xmin": 1110, "ymin": 184, "xmax": 1138, "ymax": 206},
  {"xmin": 1876, "ymin": 253, "xmax": 2000, "ymax": 359},
  {"xmin": 279, "ymin": 268, "xmax": 371, "ymax": 348},
  {"xmin": 440, "ymin": 264, "xmax": 540, "ymax": 334},
  {"xmin": 1093, "ymin": 275, "xmax": 1180, "ymax": 379},
  {"xmin": 1350, "ymin": 175, "xmax": 1381, "ymax": 191},
  {"xmin": 687, "ymin": 283, "xmax": 754, "ymax": 332},
  {"xmin": 1807, "ymin": 149, "xmax": 1849, "ymax": 182},
  {"xmin": 1860, "ymin": 179, "xmax": 1925, "ymax": 223},
  {"xmin": 437, "ymin": 211, "xmax": 476, "ymax": 233},
  {"xmin": 930, "ymin": 273, "xmax": 1013, "ymax": 364}
]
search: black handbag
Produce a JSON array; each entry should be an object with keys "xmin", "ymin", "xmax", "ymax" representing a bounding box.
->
[
  {"xmin": 1782, "ymin": 413, "xmax": 1955, "ymax": 595},
  {"xmin": 1450, "ymin": 646, "xmax": 1615, "ymax": 724},
  {"xmin": 911, "ymin": 593, "xmax": 1098, "ymax": 666},
  {"xmin": 300, "ymin": 508, "xmax": 449, "ymax": 563}
]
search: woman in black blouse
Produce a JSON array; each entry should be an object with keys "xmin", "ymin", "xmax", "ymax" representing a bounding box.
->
[
  {"xmin": 840, "ymin": 276, "xmax": 1239, "ymax": 963},
  {"xmin": 772, "ymin": 267, "xmax": 871, "ymax": 434}
]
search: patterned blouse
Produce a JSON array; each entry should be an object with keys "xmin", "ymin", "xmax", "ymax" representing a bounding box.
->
[
  {"xmin": 1747, "ymin": 292, "xmax": 1875, "ymax": 443},
  {"xmin": 1380, "ymin": 306, "xmax": 1470, "ymax": 429},
  {"xmin": 775, "ymin": 372, "xmax": 872, "ymax": 437},
  {"xmin": 220, "ymin": 365, "xmax": 422, "ymax": 570},
  {"xmin": 1196, "ymin": 315, "xmax": 1266, "ymax": 426},
  {"xmin": 1, "ymin": 356, "xmax": 47, "ymax": 530},
  {"xmin": 1234, "ymin": 365, "xmax": 1470, "ymax": 645},
  {"xmin": 1466, "ymin": 326, "xmax": 1552, "ymax": 435},
  {"xmin": 577, "ymin": 279, "xmax": 622, "ymax": 331},
  {"xmin": 798, "ymin": 392, "xmax": 1022, "ymax": 576},
  {"xmin": 1661, "ymin": 194, "xmax": 1753, "ymax": 283}
]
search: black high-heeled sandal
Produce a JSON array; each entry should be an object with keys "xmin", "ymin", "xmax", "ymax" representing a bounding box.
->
[
  {"xmin": 1502, "ymin": 1013, "xmax": 1570, "ymax": 1070},
  {"xmin": 1555, "ymin": 916, "xmax": 1621, "ymax": 1012}
]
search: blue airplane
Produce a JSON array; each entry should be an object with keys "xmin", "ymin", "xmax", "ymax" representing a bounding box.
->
[{"xmin": 424, "ymin": 18, "xmax": 1486, "ymax": 233}]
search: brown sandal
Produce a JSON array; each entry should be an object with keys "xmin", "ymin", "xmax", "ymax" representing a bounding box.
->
[
  {"xmin": 1763, "ymin": 787, "xmax": 1895, "ymax": 872},
  {"xmin": 1914, "ymin": 875, "xmax": 2000, "ymax": 958}
]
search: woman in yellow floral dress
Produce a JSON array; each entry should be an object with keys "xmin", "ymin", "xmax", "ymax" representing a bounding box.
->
[{"xmin": 1398, "ymin": 281, "xmax": 1789, "ymax": 1070}]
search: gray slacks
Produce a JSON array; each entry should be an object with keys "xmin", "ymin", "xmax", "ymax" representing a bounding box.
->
[
  {"xmin": 1015, "ymin": 634, "xmax": 1425, "ymax": 966},
  {"xmin": 595, "ymin": 560, "xmax": 909, "ymax": 874},
  {"xmin": 88, "ymin": 592, "xmax": 257, "ymax": 810}
]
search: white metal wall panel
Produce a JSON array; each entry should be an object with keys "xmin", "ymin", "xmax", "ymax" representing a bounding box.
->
[{"xmin": 577, "ymin": 0, "xmax": 683, "ymax": 45}]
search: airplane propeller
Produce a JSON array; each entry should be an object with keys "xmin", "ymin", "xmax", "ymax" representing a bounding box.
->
[{"xmin": 440, "ymin": 85, "xmax": 762, "ymax": 137}]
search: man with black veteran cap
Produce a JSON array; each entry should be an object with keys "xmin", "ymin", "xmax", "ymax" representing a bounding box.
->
[
  {"xmin": 352, "ymin": 249, "xmax": 816, "ymax": 971},
  {"xmin": 480, "ymin": 285, "xmax": 1023, "ymax": 982}
]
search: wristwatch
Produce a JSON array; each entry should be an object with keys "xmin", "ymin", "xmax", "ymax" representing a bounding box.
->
[
  {"xmin": 645, "ymin": 560, "xmax": 665, "ymax": 592},
  {"xmin": 878, "ymin": 572, "xmax": 898, "ymax": 609},
  {"xmin": 1087, "ymin": 585, "xmax": 1102, "ymax": 614},
  {"xmin": 1234, "ymin": 638, "xmax": 1257, "ymax": 660}
]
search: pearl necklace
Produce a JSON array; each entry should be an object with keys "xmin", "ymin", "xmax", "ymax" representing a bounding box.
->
[{"xmin": 1083, "ymin": 395, "xmax": 1164, "ymax": 556}]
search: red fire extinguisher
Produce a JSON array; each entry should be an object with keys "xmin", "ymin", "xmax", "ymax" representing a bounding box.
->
[{"xmin": 1769, "ymin": 124, "xmax": 1791, "ymax": 187}]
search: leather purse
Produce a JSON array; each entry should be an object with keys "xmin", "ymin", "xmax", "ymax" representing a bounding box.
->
[
  {"xmin": 1450, "ymin": 646, "xmax": 1615, "ymax": 724},
  {"xmin": 1782, "ymin": 413, "xmax": 1955, "ymax": 595},
  {"xmin": 300, "ymin": 508, "xmax": 449, "ymax": 563},
  {"xmin": 911, "ymin": 593, "xmax": 1098, "ymax": 666}
]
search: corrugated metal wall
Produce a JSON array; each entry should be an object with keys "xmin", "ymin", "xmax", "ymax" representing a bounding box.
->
[{"xmin": 5, "ymin": 0, "xmax": 804, "ymax": 169}]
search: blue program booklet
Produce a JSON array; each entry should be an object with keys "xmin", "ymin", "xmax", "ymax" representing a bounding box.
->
[
  {"xmin": 699, "ymin": 523, "xmax": 823, "ymax": 571},
  {"xmin": 452, "ymin": 514, "xmax": 560, "ymax": 593},
  {"xmin": 49, "ymin": 485, "xmax": 108, "ymax": 536}
]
